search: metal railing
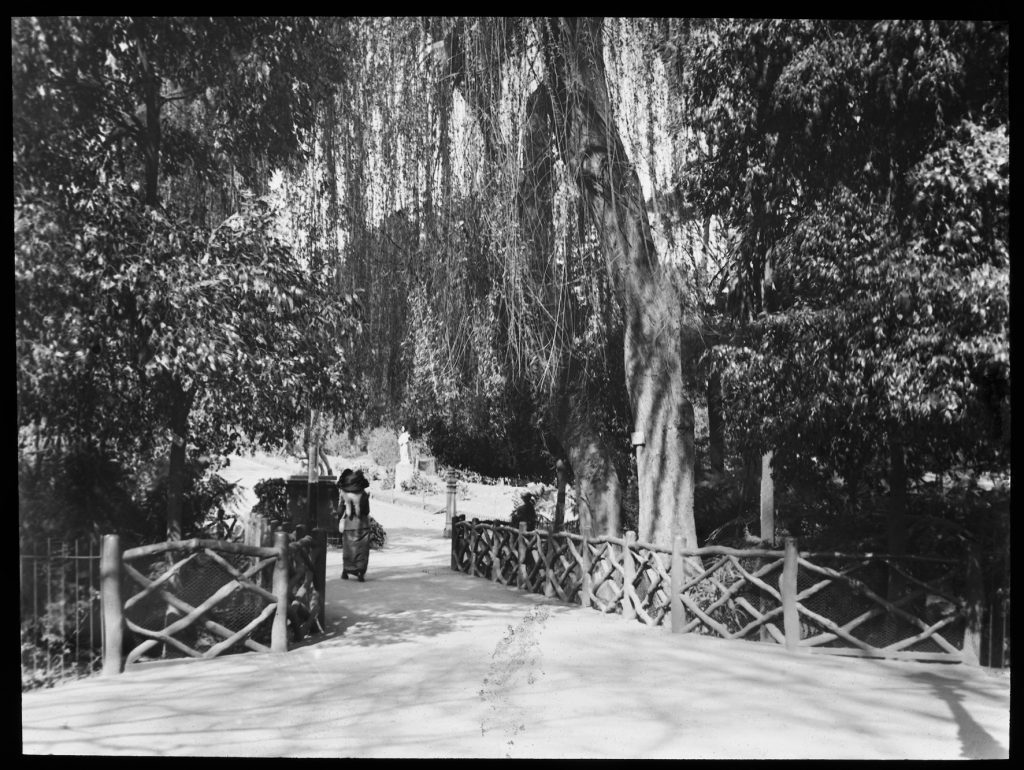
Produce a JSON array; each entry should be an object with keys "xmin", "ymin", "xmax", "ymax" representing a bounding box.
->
[{"xmin": 20, "ymin": 537, "xmax": 103, "ymax": 690}]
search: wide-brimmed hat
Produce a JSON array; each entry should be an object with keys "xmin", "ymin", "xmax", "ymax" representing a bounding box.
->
[{"xmin": 341, "ymin": 468, "xmax": 370, "ymax": 493}]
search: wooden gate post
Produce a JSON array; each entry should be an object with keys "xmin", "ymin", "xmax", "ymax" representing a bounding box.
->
[
  {"xmin": 781, "ymin": 536, "xmax": 800, "ymax": 651},
  {"xmin": 490, "ymin": 526, "xmax": 501, "ymax": 582},
  {"xmin": 622, "ymin": 531, "xmax": 637, "ymax": 621},
  {"xmin": 517, "ymin": 523, "xmax": 528, "ymax": 589},
  {"xmin": 580, "ymin": 525, "xmax": 593, "ymax": 609},
  {"xmin": 670, "ymin": 534, "xmax": 686, "ymax": 633},
  {"xmin": 543, "ymin": 532, "xmax": 556, "ymax": 599},
  {"xmin": 271, "ymin": 531, "xmax": 290, "ymax": 653},
  {"xmin": 100, "ymin": 534, "xmax": 124, "ymax": 676},
  {"xmin": 468, "ymin": 518, "xmax": 479, "ymax": 577}
]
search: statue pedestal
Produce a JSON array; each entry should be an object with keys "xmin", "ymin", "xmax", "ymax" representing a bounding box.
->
[{"xmin": 395, "ymin": 461, "xmax": 414, "ymax": 490}]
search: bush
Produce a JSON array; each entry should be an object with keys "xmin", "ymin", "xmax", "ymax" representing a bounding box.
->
[
  {"xmin": 368, "ymin": 517, "xmax": 387, "ymax": 549},
  {"xmin": 18, "ymin": 447, "xmax": 237, "ymax": 547},
  {"xmin": 377, "ymin": 467, "xmax": 395, "ymax": 490},
  {"xmin": 21, "ymin": 594, "xmax": 102, "ymax": 691},
  {"xmin": 366, "ymin": 426, "xmax": 399, "ymax": 467},
  {"xmin": 400, "ymin": 472, "xmax": 439, "ymax": 496},
  {"xmin": 252, "ymin": 478, "xmax": 289, "ymax": 530}
]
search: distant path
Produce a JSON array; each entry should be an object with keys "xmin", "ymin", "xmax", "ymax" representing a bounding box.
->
[{"xmin": 21, "ymin": 499, "xmax": 1010, "ymax": 758}]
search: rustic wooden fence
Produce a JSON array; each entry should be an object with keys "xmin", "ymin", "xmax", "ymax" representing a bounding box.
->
[
  {"xmin": 100, "ymin": 529, "xmax": 327, "ymax": 674},
  {"xmin": 452, "ymin": 516, "xmax": 990, "ymax": 665}
]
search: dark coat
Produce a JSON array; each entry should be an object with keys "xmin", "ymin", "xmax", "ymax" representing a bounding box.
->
[
  {"xmin": 340, "ymin": 490, "xmax": 371, "ymax": 574},
  {"xmin": 511, "ymin": 499, "xmax": 537, "ymax": 531}
]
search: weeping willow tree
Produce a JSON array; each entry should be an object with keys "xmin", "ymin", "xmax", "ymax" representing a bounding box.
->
[{"xmin": 275, "ymin": 17, "xmax": 716, "ymax": 547}]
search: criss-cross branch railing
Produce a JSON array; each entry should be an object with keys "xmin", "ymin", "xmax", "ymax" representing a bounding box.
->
[
  {"xmin": 451, "ymin": 517, "xmax": 981, "ymax": 665},
  {"xmin": 100, "ymin": 530, "xmax": 326, "ymax": 675}
]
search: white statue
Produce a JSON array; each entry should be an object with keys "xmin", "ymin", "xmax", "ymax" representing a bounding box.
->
[{"xmin": 398, "ymin": 426, "xmax": 411, "ymax": 465}]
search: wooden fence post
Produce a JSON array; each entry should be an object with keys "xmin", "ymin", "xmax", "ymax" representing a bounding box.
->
[
  {"xmin": 468, "ymin": 518, "xmax": 479, "ymax": 577},
  {"xmin": 781, "ymin": 536, "xmax": 800, "ymax": 652},
  {"xmin": 271, "ymin": 531, "xmax": 290, "ymax": 653},
  {"xmin": 517, "ymin": 523, "xmax": 528, "ymax": 589},
  {"xmin": 580, "ymin": 525, "xmax": 592, "ymax": 609},
  {"xmin": 622, "ymin": 531, "xmax": 637, "ymax": 621},
  {"xmin": 490, "ymin": 525, "xmax": 501, "ymax": 582},
  {"xmin": 961, "ymin": 540, "xmax": 985, "ymax": 666},
  {"xmin": 671, "ymin": 535, "xmax": 685, "ymax": 633},
  {"xmin": 543, "ymin": 532, "xmax": 555, "ymax": 599},
  {"xmin": 100, "ymin": 534, "xmax": 124, "ymax": 676}
]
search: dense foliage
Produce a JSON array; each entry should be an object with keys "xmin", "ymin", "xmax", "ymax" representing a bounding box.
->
[
  {"xmin": 672, "ymin": 19, "xmax": 1008, "ymax": 547},
  {"xmin": 14, "ymin": 16, "xmax": 359, "ymax": 541},
  {"xmin": 252, "ymin": 478, "xmax": 387, "ymax": 548},
  {"xmin": 16, "ymin": 17, "xmax": 1009, "ymax": 560}
]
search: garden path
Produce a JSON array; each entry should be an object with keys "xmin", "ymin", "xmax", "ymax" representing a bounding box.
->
[{"xmin": 20, "ymin": 456, "xmax": 1011, "ymax": 758}]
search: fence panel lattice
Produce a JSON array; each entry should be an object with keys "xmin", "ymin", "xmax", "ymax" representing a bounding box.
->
[
  {"xmin": 452, "ymin": 521, "xmax": 980, "ymax": 665},
  {"xmin": 120, "ymin": 536, "xmax": 321, "ymax": 666}
]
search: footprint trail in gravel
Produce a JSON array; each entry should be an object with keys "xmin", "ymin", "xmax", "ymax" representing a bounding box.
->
[{"xmin": 479, "ymin": 605, "xmax": 550, "ymax": 757}]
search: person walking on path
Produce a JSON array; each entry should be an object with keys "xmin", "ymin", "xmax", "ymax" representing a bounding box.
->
[{"xmin": 338, "ymin": 468, "xmax": 372, "ymax": 582}]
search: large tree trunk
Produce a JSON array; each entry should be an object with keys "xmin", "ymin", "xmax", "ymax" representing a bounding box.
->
[
  {"xmin": 132, "ymin": 20, "xmax": 161, "ymax": 208},
  {"xmin": 886, "ymin": 437, "xmax": 908, "ymax": 599},
  {"xmin": 519, "ymin": 79, "xmax": 623, "ymax": 536},
  {"xmin": 545, "ymin": 18, "xmax": 698, "ymax": 548},
  {"xmin": 165, "ymin": 378, "xmax": 193, "ymax": 541},
  {"xmin": 707, "ymin": 371, "xmax": 726, "ymax": 474},
  {"xmin": 133, "ymin": 23, "xmax": 187, "ymax": 543},
  {"xmin": 560, "ymin": 394, "xmax": 621, "ymax": 536},
  {"xmin": 553, "ymin": 458, "xmax": 569, "ymax": 531}
]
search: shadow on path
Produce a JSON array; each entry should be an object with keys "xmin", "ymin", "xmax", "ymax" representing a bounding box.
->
[{"xmin": 903, "ymin": 671, "xmax": 1009, "ymax": 759}]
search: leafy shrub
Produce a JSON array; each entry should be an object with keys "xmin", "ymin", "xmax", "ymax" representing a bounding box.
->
[
  {"xmin": 400, "ymin": 472, "xmax": 439, "ymax": 496},
  {"xmin": 18, "ymin": 447, "xmax": 237, "ymax": 547},
  {"xmin": 252, "ymin": 478, "xmax": 289, "ymax": 530},
  {"xmin": 445, "ymin": 466, "xmax": 482, "ymax": 484},
  {"xmin": 21, "ymin": 595, "xmax": 102, "ymax": 691},
  {"xmin": 368, "ymin": 516, "xmax": 387, "ymax": 549},
  {"xmin": 377, "ymin": 467, "xmax": 395, "ymax": 490},
  {"xmin": 18, "ymin": 449, "xmax": 137, "ymax": 544},
  {"xmin": 366, "ymin": 426, "xmax": 399, "ymax": 467}
]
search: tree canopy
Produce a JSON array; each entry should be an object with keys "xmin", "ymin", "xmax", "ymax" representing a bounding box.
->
[
  {"xmin": 15, "ymin": 17, "xmax": 1009, "ymax": 559},
  {"xmin": 674, "ymin": 20, "xmax": 1008, "ymax": 491},
  {"xmin": 14, "ymin": 16, "xmax": 359, "ymax": 540}
]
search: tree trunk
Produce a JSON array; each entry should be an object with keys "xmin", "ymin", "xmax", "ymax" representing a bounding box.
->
[
  {"xmin": 561, "ymin": 397, "xmax": 621, "ymax": 537},
  {"xmin": 759, "ymin": 451, "xmax": 775, "ymax": 544},
  {"xmin": 740, "ymin": 448, "xmax": 761, "ymax": 514},
  {"xmin": 165, "ymin": 379, "xmax": 192, "ymax": 542},
  {"xmin": 553, "ymin": 459, "xmax": 568, "ymax": 532},
  {"xmin": 707, "ymin": 371, "xmax": 725, "ymax": 473},
  {"xmin": 519, "ymin": 78, "xmax": 623, "ymax": 536},
  {"xmin": 132, "ymin": 21, "xmax": 161, "ymax": 208},
  {"xmin": 887, "ymin": 437, "xmax": 907, "ymax": 599},
  {"xmin": 544, "ymin": 18, "xmax": 698, "ymax": 548},
  {"xmin": 887, "ymin": 439, "xmax": 907, "ymax": 553}
]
